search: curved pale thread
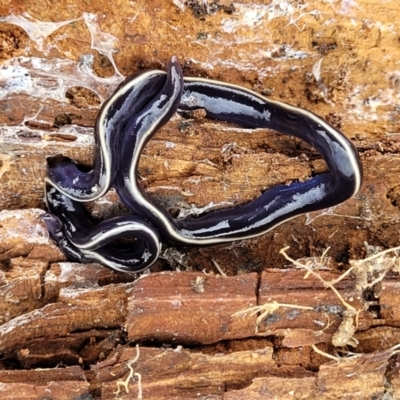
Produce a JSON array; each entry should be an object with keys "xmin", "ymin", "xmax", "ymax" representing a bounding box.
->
[{"xmin": 43, "ymin": 57, "xmax": 363, "ymax": 272}]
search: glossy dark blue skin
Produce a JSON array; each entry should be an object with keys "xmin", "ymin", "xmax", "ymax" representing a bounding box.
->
[
  {"xmin": 44, "ymin": 188, "xmax": 159, "ymax": 272},
  {"xmin": 47, "ymin": 72, "xmax": 167, "ymax": 200},
  {"xmin": 44, "ymin": 58, "xmax": 363, "ymax": 272},
  {"xmin": 116, "ymin": 78, "xmax": 362, "ymax": 242},
  {"xmin": 44, "ymin": 58, "xmax": 182, "ymax": 272}
]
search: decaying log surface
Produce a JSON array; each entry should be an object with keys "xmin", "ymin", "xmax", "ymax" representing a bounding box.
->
[
  {"xmin": 0, "ymin": 367, "xmax": 89, "ymax": 399},
  {"xmin": 1, "ymin": 0, "xmax": 400, "ymax": 398},
  {"xmin": 1, "ymin": 219, "xmax": 400, "ymax": 399},
  {"xmin": 1, "ymin": 210, "xmax": 400, "ymax": 398}
]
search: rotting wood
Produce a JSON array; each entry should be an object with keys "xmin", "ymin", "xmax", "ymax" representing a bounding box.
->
[
  {"xmin": 0, "ymin": 366, "xmax": 89, "ymax": 399},
  {"xmin": 92, "ymin": 345, "xmax": 276, "ymax": 399},
  {"xmin": 2, "ymin": 214, "xmax": 400, "ymax": 395},
  {"xmin": 0, "ymin": 249, "xmax": 398, "ymax": 354},
  {"xmin": 126, "ymin": 272, "xmax": 258, "ymax": 344},
  {"xmin": 225, "ymin": 349, "xmax": 391, "ymax": 399},
  {"xmin": 1, "ymin": 0, "xmax": 400, "ymax": 398}
]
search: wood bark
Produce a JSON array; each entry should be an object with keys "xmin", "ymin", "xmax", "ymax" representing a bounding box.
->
[{"xmin": 1, "ymin": 0, "xmax": 400, "ymax": 398}]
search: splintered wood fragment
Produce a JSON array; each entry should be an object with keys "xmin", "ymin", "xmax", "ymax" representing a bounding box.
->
[
  {"xmin": 0, "ymin": 283, "xmax": 131, "ymax": 361},
  {"xmin": 356, "ymin": 326, "xmax": 400, "ymax": 353},
  {"xmin": 225, "ymin": 377, "xmax": 317, "ymax": 400},
  {"xmin": 376, "ymin": 280, "xmax": 400, "ymax": 324},
  {"xmin": 44, "ymin": 262, "xmax": 136, "ymax": 302},
  {"xmin": 0, "ymin": 259, "xmax": 134, "ymax": 328},
  {"xmin": 0, "ymin": 258, "xmax": 47, "ymax": 324},
  {"xmin": 225, "ymin": 349, "xmax": 391, "ymax": 399},
  {"xmin": 126, "ymin": 271, "xmax": 258, "ymax": 344},
  {"xmin": 0, "ymin": 366, "xmax": 89, "ymax": 399},
  {"xmin": 0, "ymin": 345, "xmax": 395, "ymax": 399},
  {"xmin": 92, "ymin": 345, "xmax": 275, "ymax": 399},
  {"xmin": 315, "ymin": 349, "xmax": 391, "ymax": 398},
  {"xmin": 255, "ymin": 270, "xmax": 372, "ymax": 347},
  {"xmin": 0, "ymin": 209, "xmax": 62, "ymax": 260}
]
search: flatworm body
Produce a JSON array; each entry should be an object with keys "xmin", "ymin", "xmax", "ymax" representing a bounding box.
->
[{"xmin": 44, "ymin": 57, "xmax": 363, "ymax": 272}]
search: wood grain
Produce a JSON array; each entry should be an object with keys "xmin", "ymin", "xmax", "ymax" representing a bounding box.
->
[{"xmin": 1, "ymin": 0, "xmax": 400, "ymax": 398}]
